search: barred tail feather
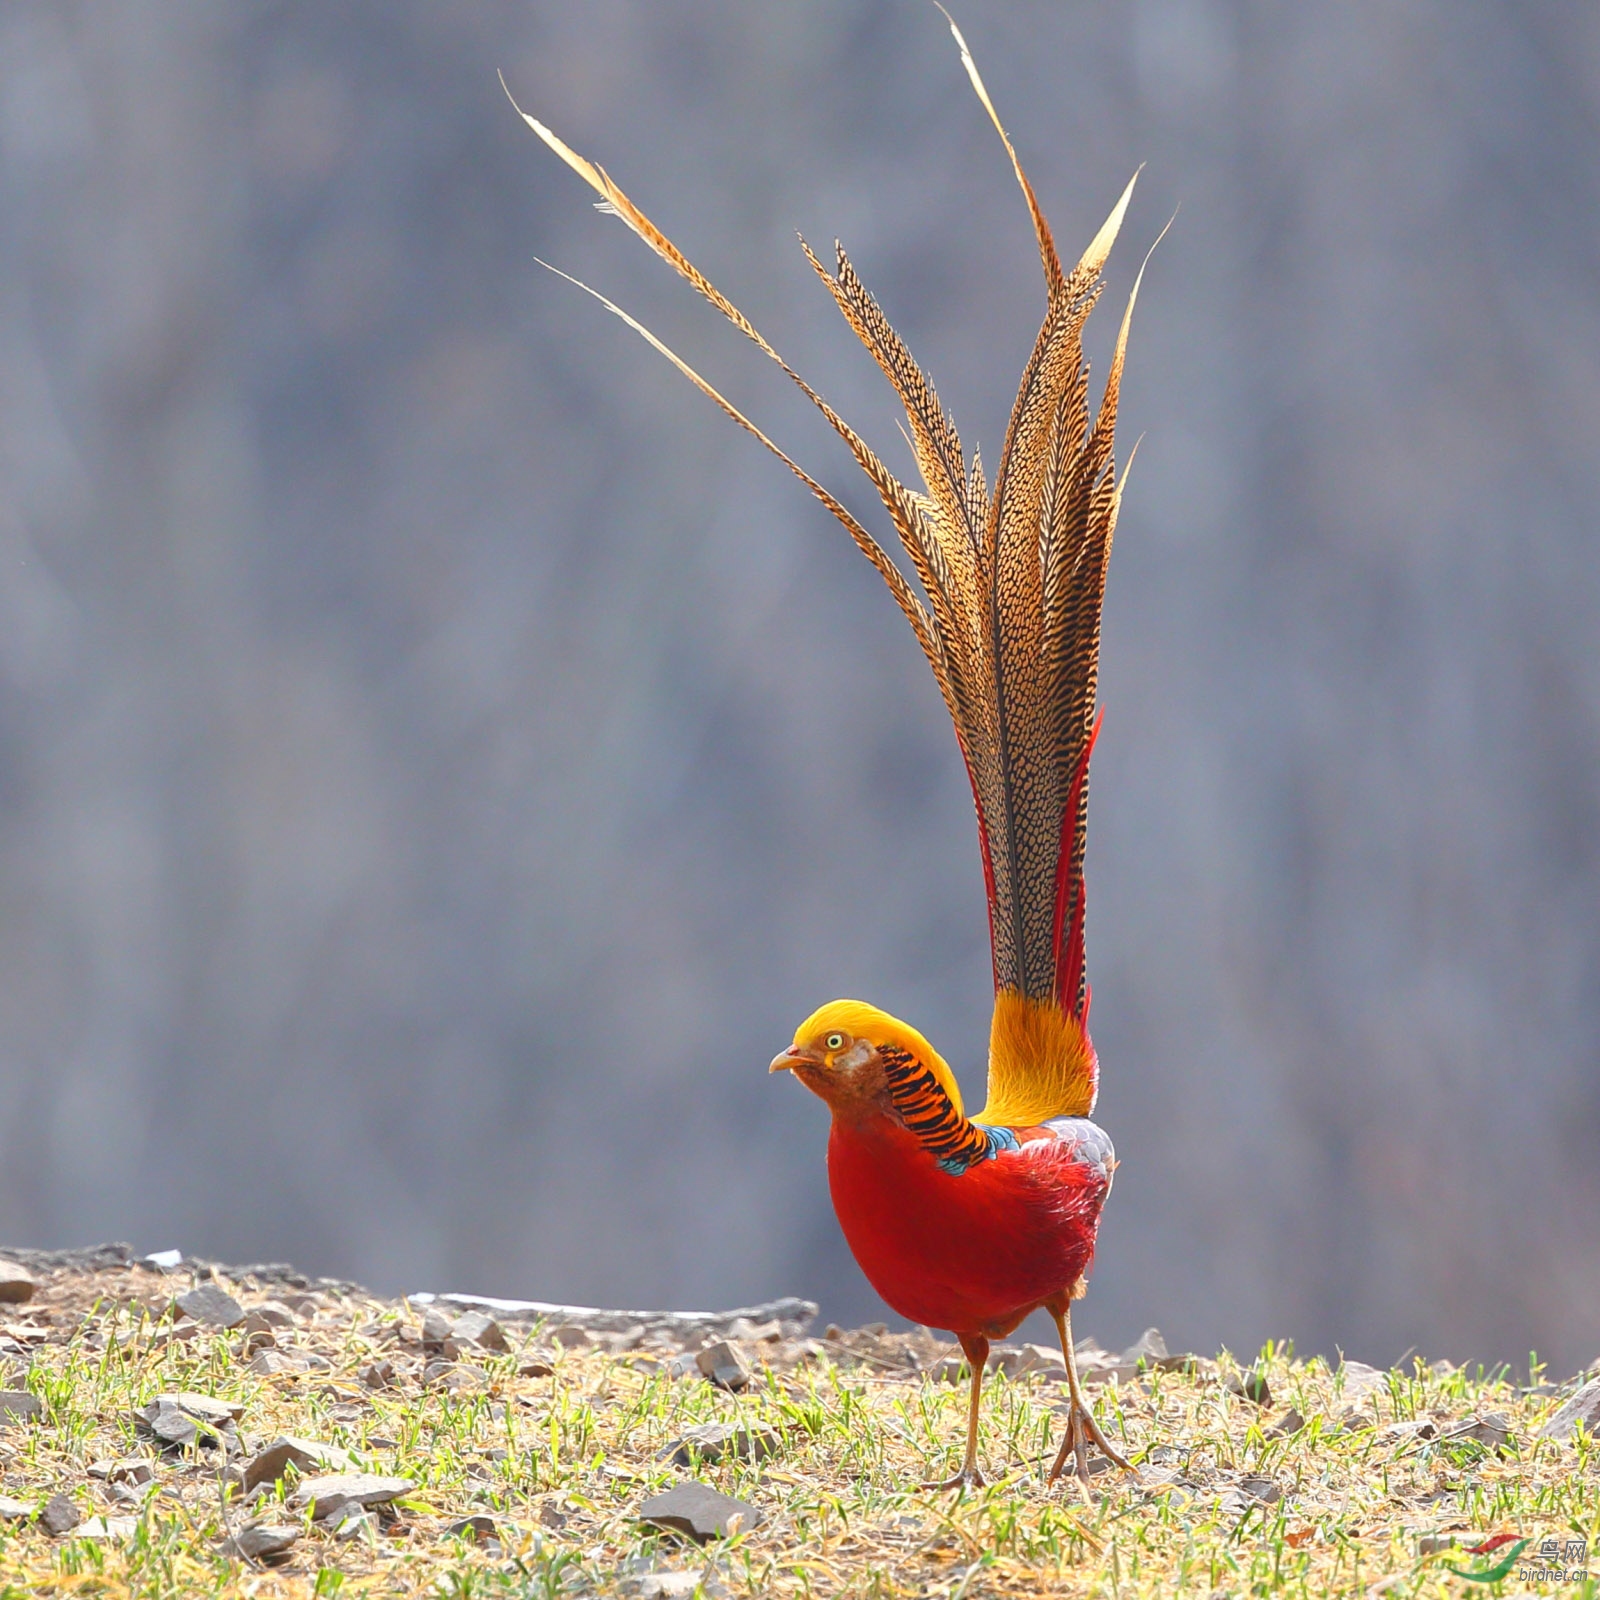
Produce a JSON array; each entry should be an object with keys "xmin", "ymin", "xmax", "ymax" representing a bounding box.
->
[{"xmin": 517, "ymin": 17, "xmax": 1148, "ymax": 1120}]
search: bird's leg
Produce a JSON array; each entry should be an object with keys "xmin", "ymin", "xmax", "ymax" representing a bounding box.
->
[
  {"xmin": 922, "ymin": 1332, "xmax": 988, "ymax": 1490},
  {"xmin": 1047, "ymin": 1301, "xmax": 1133, "ymax": 1484}
]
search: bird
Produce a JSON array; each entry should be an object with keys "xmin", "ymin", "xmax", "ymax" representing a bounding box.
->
[{"xmin": 512, "ymin": 12, "xmax": 1150, "ymax": 1489}]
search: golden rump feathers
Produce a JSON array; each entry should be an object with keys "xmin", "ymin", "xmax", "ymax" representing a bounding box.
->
[
  {"xmin": 511, "ymin": 14, "xmax": 1153, "ymax": 1117},
  {"xmin": 980, "ymin": 988, "xmax": 1098, "ymax": 1125}
]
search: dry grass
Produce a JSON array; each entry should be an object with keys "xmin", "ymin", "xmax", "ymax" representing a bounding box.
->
[{"xmin": 0, "ymin": 1256, "xmax": 1595, "ymax": 1598}]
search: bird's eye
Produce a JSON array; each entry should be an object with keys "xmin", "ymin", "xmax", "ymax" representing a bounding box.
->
[{"xmin": 824, "ymin": 1032, "xmax": 846, "ymax": 1051}]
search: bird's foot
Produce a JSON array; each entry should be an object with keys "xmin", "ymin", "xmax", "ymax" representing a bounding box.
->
[
  {"xmin": 920, "ymin": 1463, "xmax": 986, "ymax": 1492},
  {"xmin": 1047, "ymin": 1400, "xmax": 1132, "ymax": 1487}
]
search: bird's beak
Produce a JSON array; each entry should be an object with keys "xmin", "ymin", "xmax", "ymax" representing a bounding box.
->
[{"xmin": 769, "ymin": 1045, "xmax": 812, "ymax": 1074}]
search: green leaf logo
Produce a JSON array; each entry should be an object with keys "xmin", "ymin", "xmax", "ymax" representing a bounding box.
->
[{"xmin": 1443, "ymin": 1538, "xmax": 1529, "ymax": 1583}]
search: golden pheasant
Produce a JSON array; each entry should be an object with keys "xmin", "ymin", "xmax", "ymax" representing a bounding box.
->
[{"xmin": 515, "ymin": 13, "xmax": 1149, "ymax": 1489}]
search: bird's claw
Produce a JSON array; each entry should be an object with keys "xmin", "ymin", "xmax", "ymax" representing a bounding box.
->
[
  {"xmin": 921, "ymin": 1464, "xmax": 986, "ymax": 1492},
  {"xmin": 1047, "ymin": 1400, "xmax": 1132, "ymax": 1487}
]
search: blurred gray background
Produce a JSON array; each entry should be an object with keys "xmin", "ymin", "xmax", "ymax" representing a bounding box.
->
[{"xmin": 1, "ymin": 0, "xmax": 1596, "ymax": 1374}]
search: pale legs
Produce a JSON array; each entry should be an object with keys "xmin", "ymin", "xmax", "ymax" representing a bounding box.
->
[
  {"xmin": 1047, "ymin": 1299, "xmax": 1132, "ymax": 1483},
  {"xmin": 922, "ymin": 1331, "xmax": 989, "ymax": 1490}
]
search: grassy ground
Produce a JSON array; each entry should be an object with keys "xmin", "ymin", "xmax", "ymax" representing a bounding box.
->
[{"xmin": 0, "ymin": 1255, "xmax": 1594, "ymax": 1598}]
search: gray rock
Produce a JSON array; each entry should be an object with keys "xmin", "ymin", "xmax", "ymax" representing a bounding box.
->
[
  {"xmin": 223, "ymin": 1523, "xmax": 299, "ymax": 1563},
  {"xmin": 140, "ymin": 1392, "xmax": 243, "ymax": 1449},
  {"xmin": 663, "ymin": 1422, "xmax": 783, "ymax": 1467},
  {"xmin": 242, "ymin": 1435, "xmax": 355, "ymax": 1490},
  {"xmin": 1150, "ymin": 1351, "xmax": 1212, "ymax": 1375},
  {"xmin": 247, "ymin": 1301, "xmax": 298, "ymax": 1329},
  {"xmin": 0, "ymin": 1261, "xmax": 36, "ymax": 1304},
  {"xmin": 1119, "ymin": 1328, "xmax": 1169, "ymax": 1365},
  {"xmin": 1338, "ymin": 1359, "xmax": 1387, "ymax": 1400},
  {"xmin": 150, "ymin": 1318, "xmax": 201, "ymax": 1347},
  {"xmin": 637, "ymin": 1480, "xmax": 763, "ymax": 1542},
  {"xmin": 1378, "ymin": 1418, "xmax": 1437, "ymax": 1443},
  {"xmin": 333, "ymin": 1508, "xmax": 377, "ymax": 1541},
  {"xmin": 143, "ymin": 1405, "xmax": 200, "ymax": 1448},
  {"xmin": 74, "ymin": 1515, "xmax": 140, "ymax": 1540},
  {"xmin": 39, "ymin": 1493, "xmax": 80, "ymax": 1536},
  {"xmin": 1070, "ymin": 1339, "xmax": 1143, "ymax": 1385},
  {"xmin": 1226, "ymin": 1370, "xmax": 1272, "ymax": 1406},
  {"xmin": 1237, "ymin": 1474, "xmax": 1282, "ymax": 1503},
  {"xmin": 725, "ymin": 1317, "xmax": 782, "ymax": 1343},
  {"xmin": 289, "ymin": 1472, "xmax": 414, "ymax": 1519},
  {"xmin": 0, "ymin": 1390, "xmax": 43, "ymax": 1424},
  {"xmin": 0, "ymin": 1495, "xmax": 33, "ymax": 1519},
  {"xmin": 995, "ymin": 1342, "xmax": 1068, "ymax": 1380},
  {"xmin": 1266, "ymin": 1408, "xmax": 1305, "ymax": 1437},
  {"xmin": 248, "ymin": 1350, "xmax": 308, "ymax": 1376},
  {"xmin": 696, "ymin": 1340, "xmax": 753, "ymax": 1391},
  {"xmin": 1445, "ymin": 1413, "xmax": 1512, "ymax": 1450},
  {"xmin": 634, "ymin": 1574, "xmax": 704, "ymax": 1599},
  {"xmin": 420, "ymin": 1309, "xmax": 456, "ymax": 1349},
  {"xmin": 149, "ymin": 1391, "xmax": 243, "ymax": 1424},
  {"xmin": 1079, "ymin": 1362, "xmax": 1142, "ymax": 1388},
  {"xmin": 416, "ymin": 1292, "xmax": 816, "ymax": 1343},
  {"xmin": 175, "ymin": 1283, "xmax": 245, "ymax": 1328},
  {"xmin": 360, "ymin": 1358, "xmax": 398, "ymax": 1389},
  {"xmin": 1539, "ymin": 1377, "xmax": 1600, "ymax": 1441},
  {"xmin": 443, "ymin": 1514, "xmax": 499, "ymax": 1542},
  {"xmin": 450, "ymin": 1311, "xmax": 507, "ymax": 1352},
  {"xmin": 550, "ymin": 1324, "xmax": 592, "ymax": 1349},
  {"xmin": 1134, "ymin": 1467, "xmax": 1195, "ymax": 1504}
]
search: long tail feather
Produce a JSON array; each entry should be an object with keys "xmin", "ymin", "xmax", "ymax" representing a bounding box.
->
[{"xmin": 515, "ymin": 19, "xmax": 1150, "ymax": 1118}]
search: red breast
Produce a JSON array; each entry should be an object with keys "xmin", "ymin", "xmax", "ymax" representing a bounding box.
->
[{"xmin": 826, "ymin": 1110, "xmax": 1107, "ymax": 1337}]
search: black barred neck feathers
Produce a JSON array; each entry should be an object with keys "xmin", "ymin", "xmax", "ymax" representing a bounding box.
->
[{"xmin": 875, "ymin": 1040, "xmax": 1020, "ymax": 1175}]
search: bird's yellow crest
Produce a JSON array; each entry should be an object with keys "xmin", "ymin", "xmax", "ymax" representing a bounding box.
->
[{"xmin": 792, "ymin": 999, "xmax": 966, "ymax": 1116}]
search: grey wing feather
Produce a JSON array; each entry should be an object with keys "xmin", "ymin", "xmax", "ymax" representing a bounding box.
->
[{"xmin": 1041, "ymin": 1116, "xmax": 1115, "ymax": 1186}]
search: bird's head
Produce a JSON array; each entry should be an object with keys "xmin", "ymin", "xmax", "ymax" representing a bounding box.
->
[{"xmin": 770, "ymin": 999, "xmax": 964, "ymax": 1118}]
